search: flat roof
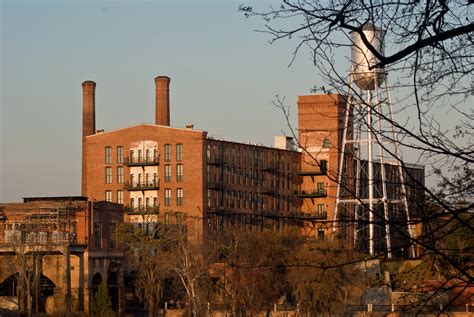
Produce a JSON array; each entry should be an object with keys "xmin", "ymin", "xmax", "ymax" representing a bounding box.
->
[{"xmin": 23, "ymin": 196, "xmax": 88, "ymax": 203}]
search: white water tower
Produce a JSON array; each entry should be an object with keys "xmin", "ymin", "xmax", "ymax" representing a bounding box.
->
[
  {"xmin": 333, "ymin": 23, "xmax": 415, "ymax": 259},
  {"xmin": 351, "ymin": 23, "xmax": 386, "ymax": 90}
]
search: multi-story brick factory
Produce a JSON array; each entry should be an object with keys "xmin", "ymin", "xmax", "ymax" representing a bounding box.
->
[
  {"xmin": 81, "ymin": 77, "xmax": 351, "ymax": 241},
  {"xmin": 82, "ymin": 76, "xmax": 424, "ymax": 246}
]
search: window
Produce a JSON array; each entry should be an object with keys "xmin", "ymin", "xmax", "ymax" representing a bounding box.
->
[
  {"xmin": 109, "ymin": 223, "xmax": 117, "ymax": 249},
  {"xmin": 317, "ymin": 182, "xmax": 325, "ymax": 194},
  {"xmin": 138, "ymin": 197, "xmax": 143, "ymax": 210},
  {"xmin": 176, "ymin": 164, "xmax": 183, "ymax": 182},
  {"xmin": 176, "ymin": 188, "xmax": 184, "ymax": 206},
  {"xmin": 105, "ymin": 146, "xmax": 112, "ymax": 164},
  {"xmin": 165, "ymin": 164, "xmax": 171, "ymax": 182},
  {"xmin": 146, "ymin": 149, "xmax": 150, "ymax": 162},
  {"xmin": 153, "ymin": 197, "xmax": 158, "ymax": 208},
  {"xmin": 117, "ymin": 166, "xmax": 123, "ymax": 183},
  {"xmin": 317, "ymin": 204, "xmax": 325, "ymax": 215},
  {"xmin": 323, "ymin": 138, "xmax": 331, "ymax": 148},
  {"xmin": 176, "ymin": 144, "xmax": 183, "ymax": 161},
  {"xmin": 117, "ymin": 146, "xmax": 123, "ymax": 164},
  {"xmin": 130, "ymin": 150, "xmax": 135, "ymax": 163},
  {"xmin": 130, "ymin": 198, "xmax": 135, "ymax": 209},
  {"xmin": 105, "ymin": 190, "xmax": 112, "ymax": 202},
  {"xmin": 153, "ymin": 173, "xmax": 158, "ymax": 186},
  {"xmin": 154, "ymin": 149, "xmax": 158, "ymax": 161},
  {"xmin": 105, "ymin": 167, "xmax": 112, "ymax": 184},
  {"xmin": 320, "ymin": 160, "xmax": 328, "ymax": 173},
  {"xmin": 318, "ymin": 228, "xmax": 325, "ymax": 240},
  {"xmin": 164, "ymin": 189, "xmax": 171, "ymax": 206},
  {"xmin": 164, "ymin": 144, "xmax": 171, "ymax": 162},
  {"xmin": 138, "ymin": 149, "xmax": 142, "ymax": 162},
  {"xmin": 146, "ymin": 197, "xmax": 150, "ymax": 209},
  {"xmin": 94, "ymin": 222, "xmax": 102, "ymax": 249},
  {"xmin": 117, "ymin": 190, "xmax": 123, "ymax": 204},
  {"xmin": 176, "ymin": 212, "xmax": 183, "ymax": 225}
]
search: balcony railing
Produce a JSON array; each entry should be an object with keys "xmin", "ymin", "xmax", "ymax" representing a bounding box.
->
[
  {"xmin": 291, "ymin": 211, "xmax": 327, "ymax": 220},
  {"xmin": 124, "ymin": 155, "xmax": 160, "ymax": 166},
  {"xmin": 296, "ymin": 189, "xmax": 328, "ymax": 198},
  {"xmin": 262, "ymin": 162, "xmax": 278, "ymax": 172},
  {"xmin": 207, "ymin": 157, "xmax": 225, "ymax": 165},
  {"xmin": 207, "ymin": 206, "xmax": 228, "ymax": 213},
  {"xmin": 0, "ymin": 230, "xmax": 87, "ymax": 246},
  {"xmin": 125, "ymin": 206, "xmax": 160, "ymax": 214},
  {"xmin": 261, "ymin": 185, "xmax": 277, "ymax": 195},
  {"xmin": 297, "ymin": 167, "xmax": 327, "ymax": 176},
  {"xmin": 207, "ymin": 181, "xmax": 226, "ymax": 189},
  {"xmin": 124, "ymin": 181, "xmax": 160, "ymax": 191}
]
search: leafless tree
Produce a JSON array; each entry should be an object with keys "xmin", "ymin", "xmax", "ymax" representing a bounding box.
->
[
  {"xmin": 240, "ymin": 0, "xmax": 473, "ymax": 311},
  {"xmin": 120, "ymin": 216, "xmax": 213, "ymax": 317},
  {"xmin": 119, "ymin": 222, "xmax": 168, "ymax": 317},
  {"xmin": 0, "ymin": 234, "xmax": 51, "ymax": 317}
]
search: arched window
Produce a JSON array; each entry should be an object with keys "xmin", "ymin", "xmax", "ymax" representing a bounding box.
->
[
  {"xmin": 138, "ymin": 197, "xmax": 143, "ymax": 210},
  {"xmin": 130, "ymin": 198, "xmax": 135, "ymax": 210},
  {"xmin": 138, "ymin": 149, "xmax": 142, "ymax": 162}
]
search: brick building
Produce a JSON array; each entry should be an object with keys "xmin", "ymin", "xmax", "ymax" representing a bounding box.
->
[
  {"xmin": 0, "ymin": 197, "xmax": 124, "ymax": 315},
  {"xmin": 82, "ymin": 76, "xmax": 424, "ymax": 244},
  {"xmin": 82, "ymin": 77, "xmax": 305, "ymax": 239},
  {"xmin": 296, "ymin": 94, "xmax": 348, "ymax": 238}
]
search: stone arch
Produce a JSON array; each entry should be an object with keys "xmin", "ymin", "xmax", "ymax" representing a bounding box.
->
[
  {"xmin": 41, "ymin": 254, "xmax": 65, "ymax": 289},
  {"xmin": 0, "ymin": 272, "xmax": 56, "ymax": 313},
  {"xmin": 91, "ymin": 272, "xmax": 104, "ymax": 297},
  {"xmin": 0, "ymin": 273, "xmax": 19, "ymax": 296}
]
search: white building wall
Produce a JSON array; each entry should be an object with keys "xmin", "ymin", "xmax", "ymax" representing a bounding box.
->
[{"xmin": 128, "ymin": 141, "xmax": 159, "ymax": 210}]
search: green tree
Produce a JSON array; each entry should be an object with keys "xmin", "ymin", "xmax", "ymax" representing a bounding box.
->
[{"xmin": 92, "ymin": 282, "xmax": 114, "ymax": 317}]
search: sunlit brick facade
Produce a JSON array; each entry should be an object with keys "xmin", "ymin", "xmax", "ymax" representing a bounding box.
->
[{"xmin": 81, "ymin": 76, "xmax": 424, "ymax": 244}]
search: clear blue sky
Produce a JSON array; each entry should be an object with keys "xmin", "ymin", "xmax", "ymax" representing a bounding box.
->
[
  {"xmin": 1, "ymin": 0, "xmax": 325, "ymax": 202},
  {"xmin": 2, "ymin": 1, "xmax": 469, "ymax": 202}
]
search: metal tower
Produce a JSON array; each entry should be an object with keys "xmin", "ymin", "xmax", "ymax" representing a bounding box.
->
[{"xmin": 333, "ymin": 24, "xmax": 415, "ymax": 259}]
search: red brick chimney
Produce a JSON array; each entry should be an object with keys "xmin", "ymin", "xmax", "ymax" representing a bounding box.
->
[
  {"xmin": 82, "ymin": 80, "xmax": 96, "ymax": 196},
  {"xmin": 155, "ymin": 76, "xmax": 170, "ymax": 126}
]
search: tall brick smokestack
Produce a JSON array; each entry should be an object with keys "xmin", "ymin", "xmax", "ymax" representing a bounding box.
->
[
  {"xmin": 82, "ymin": 80, "xmax": 96, "ymax": 196},
  {"xmin": 155, "ymin": 76, "xmax": 170, "ymax": 126}
]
